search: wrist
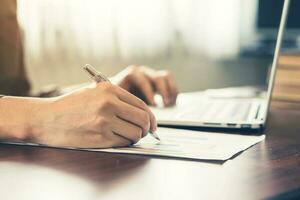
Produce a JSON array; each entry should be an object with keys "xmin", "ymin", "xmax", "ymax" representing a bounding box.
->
[{"xmin": 0, "ymin": 96, "xmax": 54, "ymax": 141}]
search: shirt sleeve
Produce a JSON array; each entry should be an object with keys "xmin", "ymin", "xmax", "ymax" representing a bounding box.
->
[{"xmin": 0, "ymin": 0, "xmax": 31, "ymax": 96}]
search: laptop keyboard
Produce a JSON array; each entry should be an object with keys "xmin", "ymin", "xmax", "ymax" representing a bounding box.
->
[{"xmin": 158, "ymin": 99, "xmax": 253, "ymax": 122}]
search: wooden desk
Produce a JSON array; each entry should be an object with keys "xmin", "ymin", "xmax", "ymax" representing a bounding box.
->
[{"xmin": 1, "ymin": 56, "xmax": 300, "ymax": 200}]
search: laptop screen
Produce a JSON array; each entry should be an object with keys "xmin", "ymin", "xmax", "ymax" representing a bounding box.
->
[{"xmin": 167, "ymin": 0, "xmax": 289, "ymax": 95}]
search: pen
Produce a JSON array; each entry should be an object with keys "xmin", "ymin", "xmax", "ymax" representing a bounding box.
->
[{"xmin": 83, "ymin": 64, "xmax": 160, "ymax": 141}]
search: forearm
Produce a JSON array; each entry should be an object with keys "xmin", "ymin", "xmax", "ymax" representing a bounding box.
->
[{"xmin": 0, "ymin": 96, "xmax": 49, "ymax": 141}]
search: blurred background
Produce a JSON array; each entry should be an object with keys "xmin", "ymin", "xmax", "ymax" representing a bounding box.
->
[{"xmin": 17, "ymin": 0, "xmax": 300, "ymax": 93}]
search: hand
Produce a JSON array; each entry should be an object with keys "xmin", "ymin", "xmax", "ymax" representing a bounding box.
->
[
  {"xmin": 0, "ymin": 83, "xmax": 157, "ymax": 148},
  {"xmin": 112, "ymin": 66, "xmax": 178, "ymax": 107}
]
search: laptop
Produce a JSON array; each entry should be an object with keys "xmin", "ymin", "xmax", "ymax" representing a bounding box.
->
[{"xmin": 151, "ymin": 0, "xmax": 290, "ymax": 130}]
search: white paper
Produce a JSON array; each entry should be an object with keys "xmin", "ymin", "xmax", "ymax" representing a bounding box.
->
[
  {"xmin": 86, "ymin": 127, "xmax": 265, "ymax": 161},
  {"xmin": 1, "ymin": 127, "xmax": 265, "ymax": 161}
]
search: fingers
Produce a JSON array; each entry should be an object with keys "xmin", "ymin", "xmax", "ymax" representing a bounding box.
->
[
  {"xmin": 164, "ymin": 73, "xmax": 178, "ymax": 105},
  {"xmin": 153, "ymin": 71, "xmax": 177, "ymax": 106},
  {"xmin": 116, "ymin": 87, "xmax": 157, "ymax": 132},
  {"xmin": 114, "ymin": 65, "xmax": 178, "ymax": 107},
  {"xmin": 154, "ymin": 76, "xmax": 170, "ymax": 106},
  {"xmin": 107, "ymin": 132, "xmax": 133, "ymax": 148},
  {"xmin": 132, "ymin": 74, "xmax": 156, "ymax": 106},
  {"xmin": 115, "ymin": 100, "xmax": 151, "ymax": 137},
  {"xmin": 111, "ymin": 116, "xmax": 143, "ymax": 143},
  {"xmin": 74, "ymin": 116, "xmax": 140, "ymax": 148}
]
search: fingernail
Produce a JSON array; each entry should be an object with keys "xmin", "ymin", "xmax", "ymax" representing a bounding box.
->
[
  {"xmin": 151, "ymin": 121, "xmax": 157, "ymax": 132},
  {"xmin": 166, "ymin": 98, "xmax": 169, "ymax": 104},
  {"xmin": 165, "ymin": 98, "xmax": 170, "ymax": 106}
]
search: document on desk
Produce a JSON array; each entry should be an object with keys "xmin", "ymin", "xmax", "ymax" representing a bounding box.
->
[
  {"xmin": 0, "ymin": 127, "xmax": 264, "ymax": 161},
  {"xmin": 87, "ymin": 127, "xmax": 265, "ymax": 161}
]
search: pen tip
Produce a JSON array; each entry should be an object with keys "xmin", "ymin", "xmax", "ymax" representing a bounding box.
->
[{"xmin": 152, "ymin": 132, "xmax": 161, "ymax": 141}]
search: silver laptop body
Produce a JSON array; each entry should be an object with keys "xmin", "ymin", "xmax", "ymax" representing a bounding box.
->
[{"xmin": 152, "ymin": 0, "xmax": 290, "ymax": 130}]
